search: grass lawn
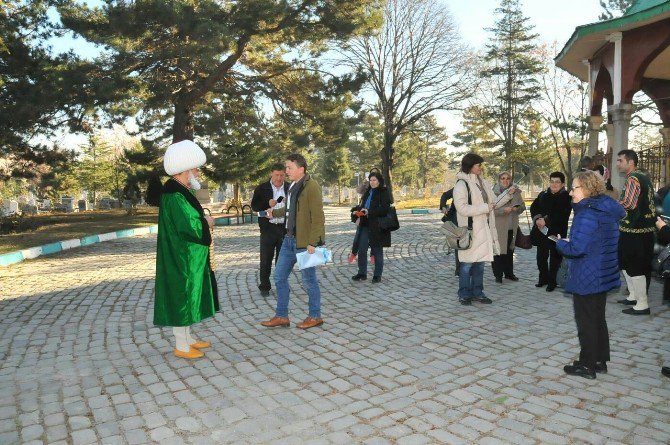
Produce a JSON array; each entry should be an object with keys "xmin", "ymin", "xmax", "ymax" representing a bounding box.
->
[
  {"xmin": 0, "ymin": 197, "xmax": 453, "ymax": 255},
  {"xmin": 0, "ymin": 209, "xmax": 160, "ymax": 254},
  {"xmin": 395, "ymin": 197, "xmax": 440, "ymax": 210}
]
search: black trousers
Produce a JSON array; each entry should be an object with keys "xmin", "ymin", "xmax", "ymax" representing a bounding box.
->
[
  {"xmin": 492, "ymin": 229, "xmax": 515, "ymax": 279},
  {"xmin": 619, "ymin": 231, "xmax": 655, "ymax": 279},
  {"xmin": 492, "ymin": 254, "xmax": 514, "ymax": 278},
  {"xmin": 536, "ymin": 240, "xmax": 562, "ymax": 285},
  {"xmin": 573, "ymin": 293, "xmax": 610, "ymax": 369},
  {"xmin": 259, "ymin": 223, "xmax": 286, "ymax": 289}
]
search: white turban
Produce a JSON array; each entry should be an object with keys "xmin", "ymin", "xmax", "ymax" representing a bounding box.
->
[{"xmin": 163, "ymin": 140, "xmax": 206, "ymax": 175}]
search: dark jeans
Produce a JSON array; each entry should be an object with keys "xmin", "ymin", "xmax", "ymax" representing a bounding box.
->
[
  {"xmin": 259, "ymin": 223, "xmax": 286, "ymax": 289},
  {"xmin": 274, "ymin": 236, "xmax": 321, "ymax": 318},
  {"xmin": 573, "ymin": 293, "xmax": 610, "ymax": 369},
  {"xmin": 357, "ymin": 225, "xmax": 384, "ymax": 277},
  {"xmin": 536, "ymin": 241, "xmax": 562, "ymax": 285},
  {"xmin": 454, "ymin": 250, "xmax": 460, "ymax": 276},
  {"xmin": 458, "ymin": 262, "xmax": 485, "ymax": 300}
]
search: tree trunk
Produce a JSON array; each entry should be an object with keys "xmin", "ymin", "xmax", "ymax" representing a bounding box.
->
[
  {"xmin": 382, "ymin": 134, "xmax": 395, "ymax": 203},
  {"xmin": 234, "ymin": 182, "xmax": 240, "ymax": 204},
  {"xmin": 173, "ymin": 100, "xmax": 195, "ymax": 143}
]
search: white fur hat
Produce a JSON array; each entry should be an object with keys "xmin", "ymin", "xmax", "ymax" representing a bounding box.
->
[{"xmin": 163, "ymin": 140, "xmax": 206, "ymax": 175}]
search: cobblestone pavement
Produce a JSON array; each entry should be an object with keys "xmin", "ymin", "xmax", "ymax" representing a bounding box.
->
[{"xmin": 1, "ymin": 207, "xmax": 669, "ymax": 445}]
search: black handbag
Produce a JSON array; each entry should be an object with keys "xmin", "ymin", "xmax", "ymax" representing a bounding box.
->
[
  {"xmin": 653, "ymin": 244, "xmax": 670, "ymax": 278},
  {"xmin": 378, "ymin": 206, "xmax": 400, "ymax": 231}
]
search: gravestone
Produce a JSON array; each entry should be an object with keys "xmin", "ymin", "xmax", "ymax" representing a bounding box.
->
[
  {"xmin": 195, "ymin": 189, "xmax": 211, "ymax": 204},
  {"xmin": 78, "ymin": 199, "xmax": 89, "ymax": 212},
  {"xmin": 2, "ymin": 200, "xmax": 19, "ymax": 216},
  {"xmin": 99, "ymin": 198, "xmax": 112, "ymax": 210},
  {"xmin": 61, "ymin": 197, "xmax": 76, "ymax": 212},
  {"xmin": 21, "ymin": 204, "xmax": 38, "ymax": 215}
]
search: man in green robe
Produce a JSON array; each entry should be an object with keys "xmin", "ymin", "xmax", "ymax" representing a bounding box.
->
[{"xmin": 154, "ymin": 139, "xmax": 220, "ymax": 359}]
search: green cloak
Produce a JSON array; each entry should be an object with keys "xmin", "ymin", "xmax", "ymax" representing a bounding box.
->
[{"xmin": 154, "ymin": 179, "xmax": 220, "ymax": 327}]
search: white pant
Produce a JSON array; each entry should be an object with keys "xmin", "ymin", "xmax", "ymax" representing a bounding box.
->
[
  {"xmin": 173, "ymin": 327, "xmax": 197, "ymax": 352},
  {"xmin": 622, "ymin": 271, "xmax": 649, "ymax": 310}
]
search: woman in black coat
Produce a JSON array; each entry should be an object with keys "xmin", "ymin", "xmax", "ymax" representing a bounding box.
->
[
  {"xmin": 351, "ymin": 172, "xmax": 391, "ymax": 283},
  {"xmin": 529, "ymin": 171, "xmax": 572, "ymax": 292}
]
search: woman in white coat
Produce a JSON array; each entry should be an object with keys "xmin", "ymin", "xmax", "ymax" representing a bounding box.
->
[{"xmin": 453, "ymin": 153, "xmax": 501, "ymax": 305}]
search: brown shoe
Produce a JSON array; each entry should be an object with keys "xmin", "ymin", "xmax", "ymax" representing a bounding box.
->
[
  {"xmin": 260, "ymin": 316, "xmax": 290, "ymax": 327},
  {"xmin": 296, "ymin": 317, "xmax": 324, "ymax": 330}
]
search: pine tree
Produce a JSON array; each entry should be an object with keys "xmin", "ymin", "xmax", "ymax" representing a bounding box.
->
[
  {"xmin": 408, "ymin": 116, "xmax": 448, "ymax": 190},
  {"xmin": 320, "ymin": 146, "xmax": 352, "ymax": 203},
  {"xmin": 1, "ymin": 0, "xmax": 106, "ymax": 178},
  {"xmin": 479, "ymin": 0, "xmax": 543, "ymax": 173},
  {"xmin": 77, "ymin": 135, "xmax": 117, "ymax": 206},
  {"xmin": 599, "ymin": 0, "xmax": 633, "ymax": 20},
  {"xmin": 58, "ymin": 0, "xmax": 380, "ymax": 143},
  {"xmin": 515, "ymin": 117, "xmax": 558, "ymax": 192},
  {"xmin": 452, "ymin": 106, "xmax": 504, "ymax": 176}
]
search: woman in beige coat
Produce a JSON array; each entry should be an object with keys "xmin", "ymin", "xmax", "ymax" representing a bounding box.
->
[
  {"xmin": 453, "ymin": 153, "xmax": 500, "ymax": 305},
  {"xmin": 491, "ymin": 172, "xmax": 526, "ymax": 283}
]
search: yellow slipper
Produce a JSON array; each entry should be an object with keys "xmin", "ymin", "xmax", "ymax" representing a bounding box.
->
[
  {"xmin": 174, "ymin": 347, "xmax": 204, "ymax": 359},
  {"xmin": 190, "ymin": 341, "xmax": 211, "ymax": 350}
]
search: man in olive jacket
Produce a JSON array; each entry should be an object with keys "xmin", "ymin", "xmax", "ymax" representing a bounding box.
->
[{"xmin": 261, "ymin": 153, "xmax": 326, "ymax": 330}]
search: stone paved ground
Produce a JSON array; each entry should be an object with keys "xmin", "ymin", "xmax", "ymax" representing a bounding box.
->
[{"xmin": 0, "ymin": 207, "xmax": 668, "ymax": 445}]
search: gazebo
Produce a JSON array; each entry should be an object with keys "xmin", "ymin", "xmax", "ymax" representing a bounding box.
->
[{"xmin": 555, "ymin": 0, "xmax": 670, "ymax": 190}]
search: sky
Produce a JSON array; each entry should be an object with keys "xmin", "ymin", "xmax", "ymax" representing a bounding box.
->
[
  {"xmin": 49, "ymin": 0, "xmax": 606, "ymax": 147},
  {"xmin": 450, "ymin": 0, "xmax": 602, "ymax": 51}
]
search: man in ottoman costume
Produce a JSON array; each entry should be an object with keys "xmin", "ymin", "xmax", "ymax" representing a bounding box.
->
[{"xmin": 154, "ymin": 139, "xmax": 220, "ymax": 359}]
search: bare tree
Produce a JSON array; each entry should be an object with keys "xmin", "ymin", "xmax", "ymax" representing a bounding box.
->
[
  {"xmin": 538, "ymin": 45, "xmax": 588, "ymax": 186},
  {"xmin": 341, "ymin": 0, "xmax": 475, "ymax": 197}
]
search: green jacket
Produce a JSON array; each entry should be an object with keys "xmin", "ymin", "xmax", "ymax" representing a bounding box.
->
[
  {"xmin": 154, "ymin": 179, "xmax": 219, "ymax": 327},
  {"xmin": 272, "ymin": 174, "xmax": 325, "ymax": 248}
]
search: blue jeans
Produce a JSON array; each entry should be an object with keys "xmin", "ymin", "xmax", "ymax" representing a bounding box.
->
[
  {"xmin": 458, "ymin": 262, "xmax": 485, "ymax": 300},
  {"xmin": 357, "ymin": 226, "xmax": 384, "ymax": 277},
  {"xmin": 274, "ymin": 236, "xmax": 321, "ymax": 318}
]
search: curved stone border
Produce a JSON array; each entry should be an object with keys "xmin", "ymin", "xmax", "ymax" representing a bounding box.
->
[
  {"xmin": 0, "ymin": 209, "xmax": 440, "ymax": 267},
  {"xmin": 399, "ymin": 208, "xmax": 440, "ymax": 215},
  {"xmin": 0, "ymin": 225, "xmax": 159, "ymax": 267}
]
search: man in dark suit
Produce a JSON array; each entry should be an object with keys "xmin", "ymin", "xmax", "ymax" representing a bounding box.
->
[{"xmin": 251, "ymin": 164, "xmax": 290, "ymax": 295}]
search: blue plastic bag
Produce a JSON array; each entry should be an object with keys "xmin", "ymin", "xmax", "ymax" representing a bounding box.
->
[{"xmin": 296, "ymin": 247, "xmax": 332, "ymax": 270}]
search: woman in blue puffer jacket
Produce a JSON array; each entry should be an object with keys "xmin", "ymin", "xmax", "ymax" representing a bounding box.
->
[{"xmin": 555, "ymin": 170, "xmax": 625, "ymax": 380}]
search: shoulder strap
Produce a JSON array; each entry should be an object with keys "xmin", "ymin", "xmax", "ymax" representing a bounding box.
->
[{"xmin": 457, "ymin": 179, "xmax": 473, "ymax": 230}]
